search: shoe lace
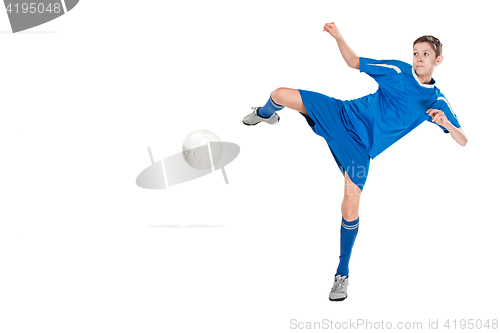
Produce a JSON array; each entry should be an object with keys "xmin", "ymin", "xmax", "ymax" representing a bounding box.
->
[{"xmin": 331, "ymin": 276, "xmax": 347, "ymax": 293}]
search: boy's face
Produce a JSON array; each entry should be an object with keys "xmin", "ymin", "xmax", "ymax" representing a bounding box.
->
[{"xmin": 413, "ymin": 42, "xmax": 443, "ymax": 77}]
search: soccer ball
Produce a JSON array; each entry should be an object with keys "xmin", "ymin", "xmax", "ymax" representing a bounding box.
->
[{"xmin": 182, "ymin": 129, "xmax": 223, "ymax": 170}]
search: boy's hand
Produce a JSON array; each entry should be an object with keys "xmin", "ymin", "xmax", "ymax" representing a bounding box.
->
[
  {"xmin": 426, "ymin": 109, "xmax": 450, "ymax": 127},
  {"xmin": 323, "ymin": 22, "xmax": 341, "ymax": 39}
]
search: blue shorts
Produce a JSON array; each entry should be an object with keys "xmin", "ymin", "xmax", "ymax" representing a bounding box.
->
[{"xmin": 298, "ymin": 89, "xmax": 371, "ymax": 191}]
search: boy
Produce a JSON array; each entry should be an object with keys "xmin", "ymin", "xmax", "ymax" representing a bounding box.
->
[{"xmin": 242, "ymin": 22, "xmax": 467, "ymax": 301}]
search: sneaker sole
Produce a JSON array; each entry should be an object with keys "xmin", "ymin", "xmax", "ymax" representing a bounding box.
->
[
  {"xmin": 329, "ymin": 295, "xmax": 347, "ymax": 302},
  {"xmin": 242, "ymin": 114, "xmax": 280, "ymax": 126}
]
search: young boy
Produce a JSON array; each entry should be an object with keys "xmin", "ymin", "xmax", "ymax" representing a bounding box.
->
[{"xmin": 242, "ymin": 22, "xmax": 467, "ymax": 301}]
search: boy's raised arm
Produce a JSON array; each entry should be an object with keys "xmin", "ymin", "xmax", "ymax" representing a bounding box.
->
[{"xmin": 324, "ymin": 22, "xmax": 360, "ymax": 69}]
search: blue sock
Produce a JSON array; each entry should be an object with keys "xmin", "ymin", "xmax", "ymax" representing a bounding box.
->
[
  {"xmin": 257, "ymin": 95, "xmax": 284, "ymax": 118},
  {"xmin": 336, "ymin": 216, "xmax": 359, "ymax": 277}
]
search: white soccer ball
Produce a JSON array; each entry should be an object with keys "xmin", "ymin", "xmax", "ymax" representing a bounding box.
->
[{"xmin": 182, "ymin": 129, "xmax": 223, "ymax": 170}]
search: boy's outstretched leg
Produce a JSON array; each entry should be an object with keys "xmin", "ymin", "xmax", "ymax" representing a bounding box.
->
[
  {"xmin": 329, "ymin": 171, "xmax": 362, "ymax": 301},
  {"xmin": 242, "ymin": 88, "xmax": 307, "ymax": 126}
]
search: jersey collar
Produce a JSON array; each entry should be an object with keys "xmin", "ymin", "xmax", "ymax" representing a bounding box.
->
[{"xmin": 412, "ymin": 68, "xmax": 435, "ymax": 88}]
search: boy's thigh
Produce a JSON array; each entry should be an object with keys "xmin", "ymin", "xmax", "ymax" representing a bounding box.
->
[{"xmin": 344, "ymin": 170, "xmax": 362, "ymax": 199}]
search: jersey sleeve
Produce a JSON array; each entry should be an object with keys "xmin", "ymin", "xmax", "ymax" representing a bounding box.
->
[
  {"xmin": 359, "ymin": 57, "xmax": 408, "ymax": 80},
  {"xmin": 426, "ymin": 96, "xmax": 461, "ymax": 133}
]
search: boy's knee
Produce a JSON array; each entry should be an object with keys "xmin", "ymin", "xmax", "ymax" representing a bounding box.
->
[
  {"xmin": 341, "ymin": 199, "xmax": 359, "ymax": 221},
  {"xmin": 271, "ymin": 88, "xmax": 287, "ymax": 105}
]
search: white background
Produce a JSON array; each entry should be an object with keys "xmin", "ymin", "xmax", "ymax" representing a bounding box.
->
[{"xmin": 1, "ymin": 0, "xmax": 499, "ymax": 332}]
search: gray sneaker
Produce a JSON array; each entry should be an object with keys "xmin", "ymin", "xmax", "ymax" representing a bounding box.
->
[
  {"xmin": 329, "ymin": 275, "xmax": 349, "ymax": 301},
  {"xmin": 242, "ymin": 107, "xmax": 280, "ymax": 126}
]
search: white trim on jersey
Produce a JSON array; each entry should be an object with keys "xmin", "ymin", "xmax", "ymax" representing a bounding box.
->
[
  {"xmin": 367, "ymin": 63, "xmax": 402, "ymax": 74},
  {"xmin": 437, "ymin": 96, "xmax": 458, "ymax": 118},
  {"xmin": 412, "ymin": 68, "xmax": 435, "ymax": 88}
]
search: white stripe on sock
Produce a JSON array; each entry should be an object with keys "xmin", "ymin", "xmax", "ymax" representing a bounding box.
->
[
  {"xmin": 270, "ymin": 97, "xmax": 284, "ymax": 109},
  {"xmin": 341, "ymin": 221, "xmax": 359, "ymax": 230}
]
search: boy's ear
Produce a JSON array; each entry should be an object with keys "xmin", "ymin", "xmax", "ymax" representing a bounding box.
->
[{"xmin": 435, "ymin": 55, "xmax": 444, "ymax": 66}]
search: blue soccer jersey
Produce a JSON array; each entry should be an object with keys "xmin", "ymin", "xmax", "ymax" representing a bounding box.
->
[{"xmin": 344, "ymin": 57, "xmax": 461, "ymax": 159}]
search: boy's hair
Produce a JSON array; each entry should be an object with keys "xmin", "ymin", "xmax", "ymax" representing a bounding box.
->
[{"xmin": 413, "ymin": 35, "xmax": 442, "ymax": 57}]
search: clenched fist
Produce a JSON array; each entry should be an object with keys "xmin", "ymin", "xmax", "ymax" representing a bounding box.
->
[{"xmin": 323, "ymin": 22, "xmax": 342, "ymax": 39}]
